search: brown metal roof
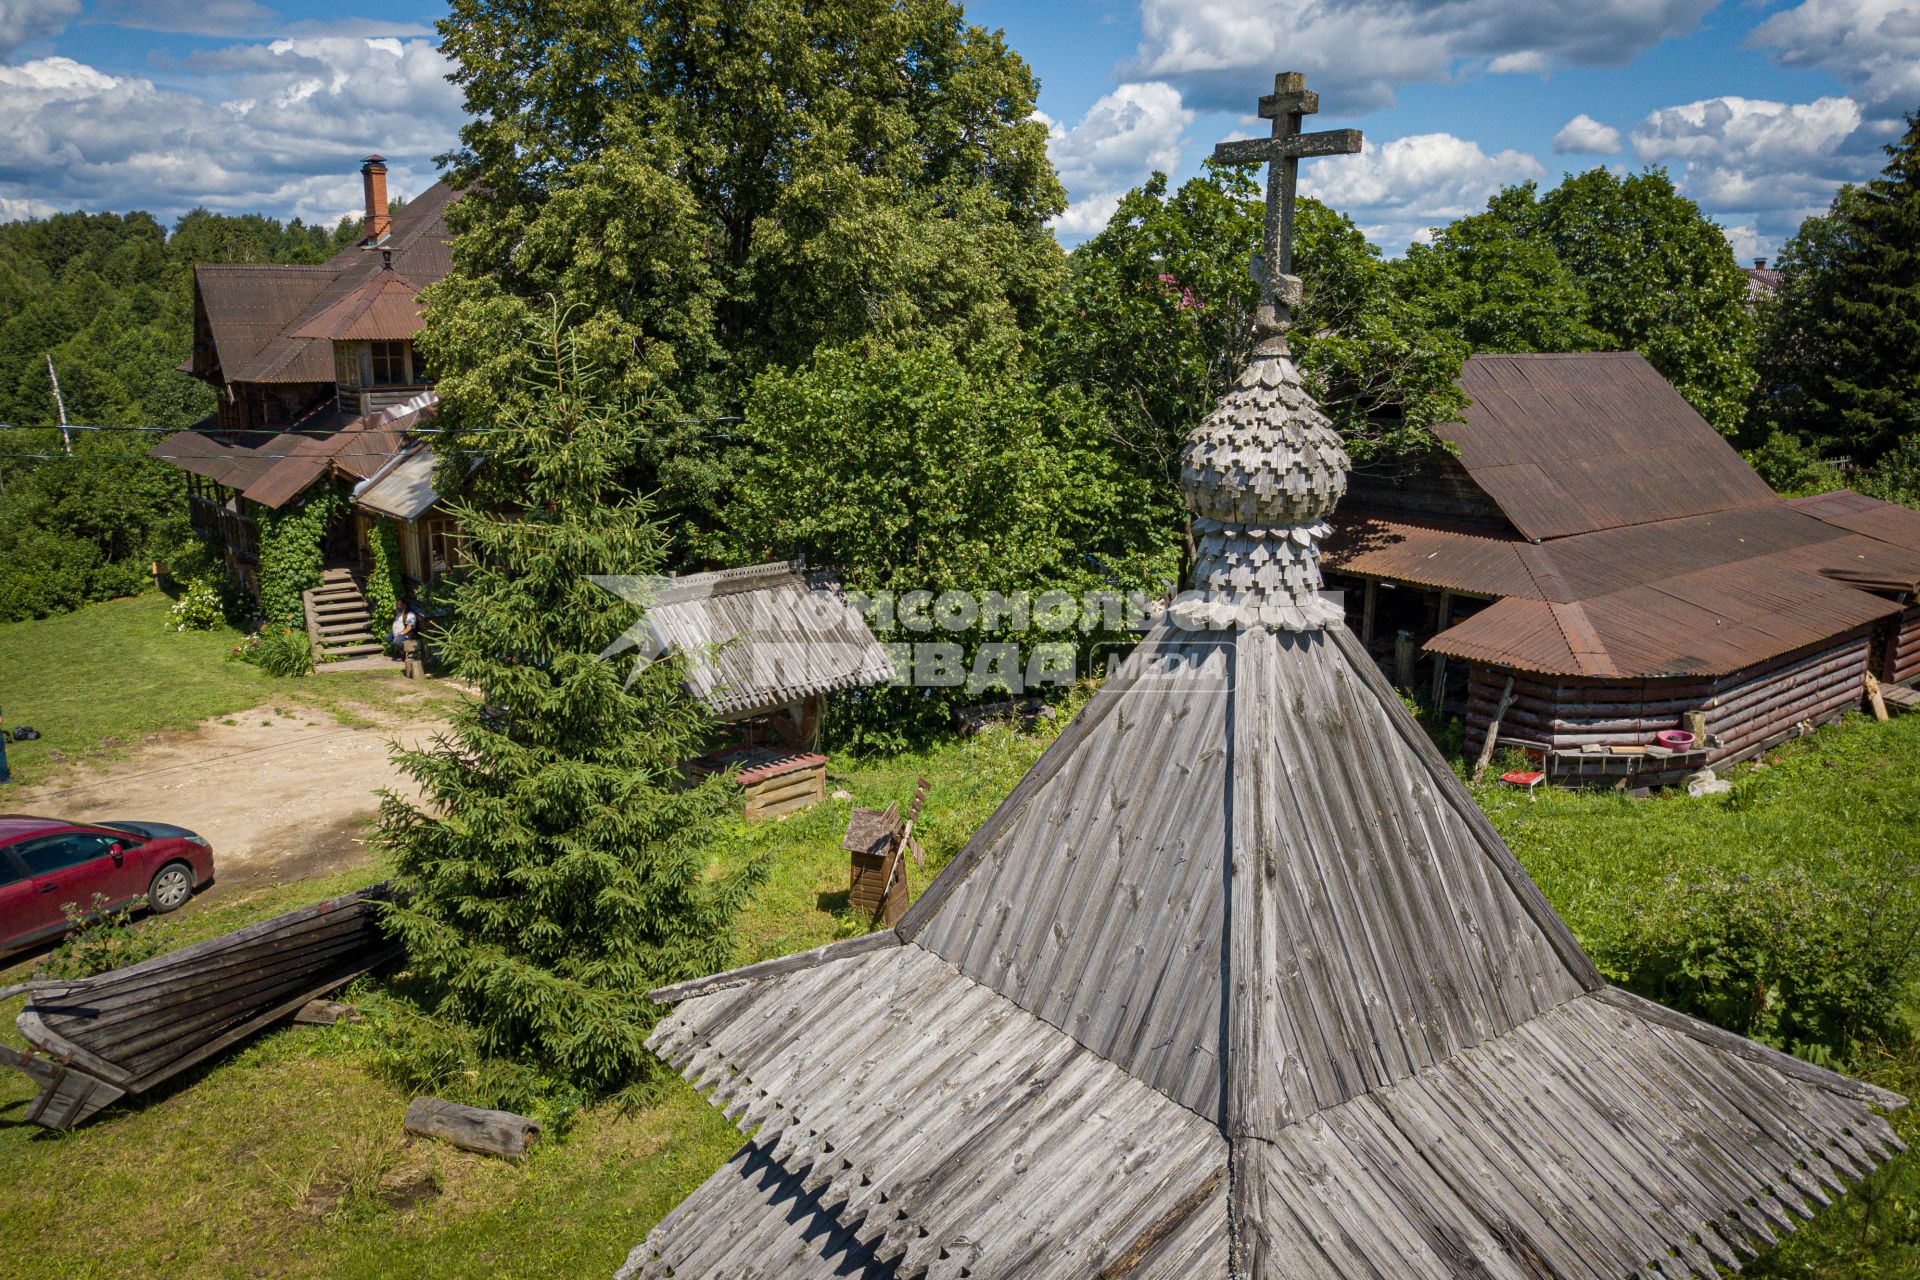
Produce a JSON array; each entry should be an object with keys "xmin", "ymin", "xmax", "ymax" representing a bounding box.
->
[
  {"xmin": 1444, "ymin": 353, "xmax": 1777, "ymax": 540},
  {"xmin": 196, "ymin": 182, "xmax": 458, "ymax": 386},
  {"xmin": 150, "ymin": 398, "xmax": 422, "ymax": 511},
  {"xmin": 192, "ymin": 264, "xmax": 333, "ymax": 385},
  {"xmin": 1323, "ymin": 516, "xmax": 1542, "ymax": 599},
  {"xmin": 1790, "ymin": 489, "xmax": 1920, "ymax": 551},
  {"xmin": 289, "ymin": 270, "xmax": 427, "ymax": 342},
  {"xmin": 1428, "ymin": 558, "xmax": 1899, "ymax": 678}
]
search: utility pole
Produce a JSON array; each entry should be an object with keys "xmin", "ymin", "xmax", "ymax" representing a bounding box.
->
[{"xmin": 45, "ymin": 354, "xmax": 72, "ymax": 455}]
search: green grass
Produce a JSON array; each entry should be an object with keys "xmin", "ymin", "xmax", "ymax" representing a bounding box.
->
[
  {"xmin": 0, "ymin": 629, "xmax": 1914, "ymax": 1277},
  {"xmin": 0, "ymin": 591, "xmax": 454, "ymax": 788}
]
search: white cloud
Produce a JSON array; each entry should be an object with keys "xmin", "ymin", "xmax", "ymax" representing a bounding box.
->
[
  {"xmin": 1719, "ymin": 223, "xmax": 1775, "ymax": 266},
  {"xmin": 1631, "ymin": 95, "xmax": 1863, "ymax": 210},
  {"xmin": 0, "ymin": 39, "xmax": 462, "ymax": 224},
  {"xmin": 0, "ymin": 0, "xmax": 79, "ymax": 58},
  {"xmin": 1301, "ymin": 131, "xmax": 1544, "ymax": 252},
  {"xmin": 90, "ymin": 0, "xmax": 278, "ymax": 37},
  {"xmin": 1749, "ymin": 0, "xmax": 1920, "ymax": 115},
  {"xmin": 1129, "ymin": 0, "xmax": 1718, "ymax": 115},
  {"xmin": 1043, "ymin": 81, "xmax": 1194, "ymax": 239},
  {"xmin": 1553, "ymin": 113, "xmax": 1622, "ymax": 154}
]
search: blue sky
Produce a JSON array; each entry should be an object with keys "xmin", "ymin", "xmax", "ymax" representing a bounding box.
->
[{"xmin": 3, "ymin": 0, "xmax": 1914, "ymax": 258}]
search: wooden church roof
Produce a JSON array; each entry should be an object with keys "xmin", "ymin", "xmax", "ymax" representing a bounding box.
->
[
  {"xmin": 627, "ymin": 82, "xmax": 1905, "ymax": 1278},
  {"xmin": 628, "ymin": 615, "xmax": 1904, "ymax": 1279}
]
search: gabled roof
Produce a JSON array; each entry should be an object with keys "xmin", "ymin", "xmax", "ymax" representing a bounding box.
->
[
  {"xmin": 632, "ymin": 349, "xmax": 1904, "ymax": 1280},
  {"xmin": 1443, "ymin": 353, "xmax": 1777, "ymax": 541},
  {"xmin": 642, "ymin": 562, "xmax": 896, "ymax": 720},
  {"xmin": 193, "ymin": 181, "xmax": 458, "ymax": 386},
  {"xmin": 289, "ymin": 269, "xmax": 428, "ymax": 342}
]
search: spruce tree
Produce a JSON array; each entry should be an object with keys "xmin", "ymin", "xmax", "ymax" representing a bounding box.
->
[
  {"xmin": 376, "ymin": 310, "xmax": 763, "ymax": 1095},
  {"xmin": 1757, "ymin": 111, "xmax": 1920, "ymax": 462}
]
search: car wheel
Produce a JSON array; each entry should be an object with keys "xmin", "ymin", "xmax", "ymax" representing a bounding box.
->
[{"xmin": 148, "ymin": 862, "xmax": 195, "ymax": 913}]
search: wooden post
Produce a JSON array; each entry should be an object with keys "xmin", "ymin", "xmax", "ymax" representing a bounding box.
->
[
  {"xmin": 1865, "ymin": 671, "xmax": 1890, "ymax": 722},
  {"xmin": 403, "ymin": 1097, "xmax": 541, "ymax": 1159},
  {"xmin": 1393, "ymin": 630, "xmax": 1416, "ymax": 689},
  {"xmin": 1360, "ymin": 580, "xmax": 1378, "ymax": 649},
  {"xmin": 1471, "ymin": 675, "xmax": 1517, "ymax": 782}
]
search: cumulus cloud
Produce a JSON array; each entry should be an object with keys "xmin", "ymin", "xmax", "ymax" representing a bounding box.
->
[
  {"xmin": 1043, "ymin": 81, "xmax": 1194, "ymax": 238},
  {"xmin": 1302, "ymin": 131, "xmax": 1544, "ymax": 252},
  {"xmin": 1631, "ymin": 95, "xmax": 1864, "ymax": 211},
  {"xmin": 0, "ymin": 39, "xmax": 462, "ymax": 224},
  {"xmin": 1748, "ymin": 0, "xmax": 1920, "ymax": 116},
  {"xmin": 0, "ymin": 0, "xmax": 79, "ymax": 58},
  {"xmin": 1553, "ymin": 114, "xmax": 1622, "ymax": 154},
  {"xmin": 1128, "ymin": 0, "xmax": 1718, "ymax": 115}
]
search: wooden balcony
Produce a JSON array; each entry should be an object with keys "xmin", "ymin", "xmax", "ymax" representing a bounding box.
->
[{"xmin": 338, "ymin": 385, "xmax": 432, "ymax": 418}]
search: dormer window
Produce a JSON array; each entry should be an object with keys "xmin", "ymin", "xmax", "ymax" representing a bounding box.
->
[{"xmin": 369, "ymin": 340, "xmax": 409, "ymax": 385}]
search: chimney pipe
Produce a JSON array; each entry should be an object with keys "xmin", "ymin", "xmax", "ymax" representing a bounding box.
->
[
  {"xmin": 1753, "ymin": 257, "xmax": 1767, "ymax": 270},
  {"xmin": 361, "ymin": 155, "xmax": 391, "ymax": 243}
]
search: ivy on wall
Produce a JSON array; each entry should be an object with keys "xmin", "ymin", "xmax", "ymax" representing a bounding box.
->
[
  {"xmin": 365, "ymin": 519, "xmax": 405, "ymax": 631},
  {"xmin": 255, "ymin": 487, "xmax": 345, "ymax": 626}
]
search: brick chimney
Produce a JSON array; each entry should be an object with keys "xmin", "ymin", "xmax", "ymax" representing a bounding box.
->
[
  {"xmin": 360, "ymin": 155, "xmax": 391, "ymax": 243},
  {"xmin": 1753, "ymin": 257, "xmax": 1767, "ymax": 271}
]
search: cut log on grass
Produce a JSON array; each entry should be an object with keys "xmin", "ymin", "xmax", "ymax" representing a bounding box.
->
[{"xmin": 404, "ymin": 1097, "xmax": 541, "ymax": 1159}]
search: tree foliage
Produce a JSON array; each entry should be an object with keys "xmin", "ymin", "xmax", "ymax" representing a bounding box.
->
[
  {"xmin": 425, "ymin": 0, "xmax": 1068, "ymax": 547},
  {"xmin": 377, "ymin": 311, "xmax": 763, "ymax": 1094},
  {"xmin": 0, "ymin": 207, "xmax": 359, "ymax": 621},
  {"xmin": 726, "ymin": 337, "xmax": 1171, "ymax": 745},
  {"xmin": 1391, "ymin": 169, "xmax": 1756, "ymax": 433},
  {"xmin": 1753, "ymin": 112, "xmax": 1920, "ymax": 463},
  {"xmin": 1041, "ymin": 166, "xmax": 1465, "ymax": 521}
]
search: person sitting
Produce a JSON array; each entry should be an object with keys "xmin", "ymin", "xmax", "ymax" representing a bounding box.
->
[{"xmin": 389, "ymin": 600, "xmax": 419, "ymax": 657}]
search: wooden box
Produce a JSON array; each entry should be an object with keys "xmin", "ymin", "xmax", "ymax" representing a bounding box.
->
[{"xmin": 844, "ymin": 803, "xmax": 906, "ymax": 923}]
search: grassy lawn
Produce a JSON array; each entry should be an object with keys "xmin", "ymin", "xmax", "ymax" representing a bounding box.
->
[
  {"xmin": 0, "ymin": 592, "xmax": 453, "ymax": 788},
  {"xmin": 0, "ymin": 633, "xmax": 1913, "ymax": 1277}
]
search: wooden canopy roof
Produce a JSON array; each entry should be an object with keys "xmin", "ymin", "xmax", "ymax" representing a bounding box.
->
[
  {"xmin": 630, "ymin": 617, "xmax": 1905, "ymax": 1279},
  {"xmin": 152, "ymin": 393, "xmax": 435, "ymax": 511},
  {"xmin": 640, "ymin": 562, "xmax": 896, "ymax": 720}
]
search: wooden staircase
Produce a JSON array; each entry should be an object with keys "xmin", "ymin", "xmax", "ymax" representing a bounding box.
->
[{"xmin": 302, "ymin": 568, "xmax": 386, "ymax": 664}]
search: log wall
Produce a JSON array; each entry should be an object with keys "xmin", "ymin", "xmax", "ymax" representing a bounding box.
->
[
  {"xmin": 1464, "ymin": 629, "xmax": 1873, "ymax": 774},
  {"xmin": 1879, "ymin": 604, "xmax": 1920, "ymax": 686}
]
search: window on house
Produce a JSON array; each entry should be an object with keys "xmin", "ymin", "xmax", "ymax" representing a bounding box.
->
[{"xmin": 369, "ymin": 340, "xmax": 409, "ymax": 385}]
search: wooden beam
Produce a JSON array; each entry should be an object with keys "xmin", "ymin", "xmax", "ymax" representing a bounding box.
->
[
  {"xmin": 1360, "ymin": 579, "xmax": 1377, "ymax": 649},
  {"xmin": 1470, "ymin": 675, "xmax": 1517, "ymax": 782}
]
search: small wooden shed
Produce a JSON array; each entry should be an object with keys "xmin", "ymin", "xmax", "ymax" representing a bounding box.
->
[{"xmin": 643, "ymin": 561, "xmax": 894, "ymax": 817}]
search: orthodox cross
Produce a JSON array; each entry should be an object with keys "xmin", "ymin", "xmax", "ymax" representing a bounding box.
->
[{"xmin": 1211, "ymin": 71, "xmax": 1362, "ymax": 350}]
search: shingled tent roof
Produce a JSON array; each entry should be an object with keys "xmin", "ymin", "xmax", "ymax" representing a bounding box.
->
[
  {"xmin": 628, "ymin": 349, "xmax": 1906, "ymax": 1280},
  {"xmin": 638, "ymin": 562, "xmax": 895, "ymax": 720}
]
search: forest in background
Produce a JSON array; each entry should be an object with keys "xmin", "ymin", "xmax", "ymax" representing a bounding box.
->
[{"xmin": 0, "ymin": 210, "xmax": 358, "ymax": 620}]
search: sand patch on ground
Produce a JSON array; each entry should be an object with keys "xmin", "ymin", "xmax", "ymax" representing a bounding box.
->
[{"xmin": 10, "ymin": 702, "xmax": 446, "ymax": 901}]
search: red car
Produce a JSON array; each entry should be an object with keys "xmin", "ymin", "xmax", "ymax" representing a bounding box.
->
[{"xmin": 0, "ymin": 815, "xmax": 214, "ymax": 953}]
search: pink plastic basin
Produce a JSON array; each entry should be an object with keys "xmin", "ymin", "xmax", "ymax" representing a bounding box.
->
[{"xmin": 1656, "ymin": 729, "xmax": 1696, "ymax": 750}]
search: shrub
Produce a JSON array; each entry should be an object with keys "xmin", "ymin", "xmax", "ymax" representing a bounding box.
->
[
  {"xmin": 232, "ymin": 624, "xmax": 313, "ymax": 677},
  {"xmin": 166, "ymin": 578, "xmax": 224, "ymax": 631},
  {"xmin": 364, "ymin": 521, "xmax": 404, "ymax": 632},
  {"xmin": 1591, "ymin": 854, "xmax": 1920, "ymax": 1061},
  {"xmin": 256, "ymin": 488, "xmax": 344, "ymax": 627},
  {"xmin": 37, "ymin": 895, "xmax": 174, "ymax": 980}
]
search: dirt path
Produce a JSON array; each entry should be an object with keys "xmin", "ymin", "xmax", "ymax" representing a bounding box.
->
[{"xmin": 11, "ymin": 700, "xmax": 447, "ymax": 901}]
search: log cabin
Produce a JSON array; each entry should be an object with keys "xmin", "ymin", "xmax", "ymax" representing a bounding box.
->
[
  {"xmin": 151, "ymin": 157, "xmax": 467, "ymax": 661},
  {"xmin": 1322, "ymin": 352, "xmax": 1920, "ymax": 785},
  {"xmin": 642, "ymin": 561, "xmax": 896, "ymax": 818}
]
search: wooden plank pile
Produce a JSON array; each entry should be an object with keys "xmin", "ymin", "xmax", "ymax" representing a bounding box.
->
[{"xmin": 0, "ymin": 885, "xmax": 399, "ymax": 1129}]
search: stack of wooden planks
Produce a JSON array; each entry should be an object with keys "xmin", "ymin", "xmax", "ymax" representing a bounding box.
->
[{"xmin": 0, "ymin": 885, "xmax": 399, "ymax": 1129}]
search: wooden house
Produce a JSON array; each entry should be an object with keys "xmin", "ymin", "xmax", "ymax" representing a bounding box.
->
[
  {"xmin": 642, "ymin": 562, "xmax": 895, "ymax": 818},
  {"xmin": 151, "ymin": 157, "xmax": 467, "ymax": 660},
  {"xmin": 624, "ymin": 341, "xmax": 1903, "ymax": 1280},
  {"xmin": 1322, "ymin": 353, "xmax": 1920, "ymax": 785}
]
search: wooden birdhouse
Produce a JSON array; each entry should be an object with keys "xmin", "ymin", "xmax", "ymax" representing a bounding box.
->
[{"xmin": 843, "ymin": 778, "xmax": 927, "ymax": 925}]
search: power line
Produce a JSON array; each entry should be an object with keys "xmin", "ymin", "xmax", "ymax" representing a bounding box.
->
[{"xmin": 0, "ymin": 416, "xmax": 743, "ymax": 435}]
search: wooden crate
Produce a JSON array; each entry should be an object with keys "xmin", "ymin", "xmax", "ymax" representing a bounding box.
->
[{"xmin": 690, "ymin": 745, "xmax": 828, "ymax": 819}]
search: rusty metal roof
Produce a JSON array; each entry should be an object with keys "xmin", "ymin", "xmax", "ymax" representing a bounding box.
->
[
  {"xmin": 289, "ymin": 270, "xmax": 427, "ymax": 342},
  {"xmin": 151, "ymin": 395, "xmax": 430, "ymax": 511},
  {"xmin": 1443, "ymin": 354, "xmax": 1777, "ymax": 540},
  {"xmin": 195, "ymin": 182, "xmax": 458, "ymax": 386},
  {"xmin": 1323, "ymin": 516, "xmax": 1542, "ymax": 599}
]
